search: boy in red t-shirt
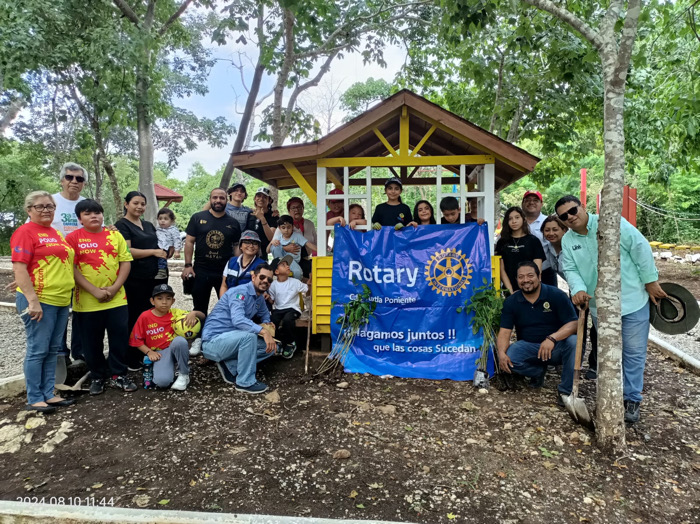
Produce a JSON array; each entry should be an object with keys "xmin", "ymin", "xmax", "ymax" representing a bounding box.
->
[
  {"xmin": 129, "ymin": 284, "xmax": 204, "ymax": 391},
  {"xmin": 66, "ymin": 199, "xmax": 136, "ymax": 395}
]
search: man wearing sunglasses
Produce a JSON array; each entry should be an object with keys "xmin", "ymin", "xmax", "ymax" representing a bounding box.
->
[
  {"xmin": 52, "ymin": 162, "xmax": 88, "ymax": 237},
  {"xmin": 200, "ymin": 264, "xmax": 278, "ymax": 394},
  {"xmin": 555, "ymin": 195, "xmax": 667, "ymax": 424}
]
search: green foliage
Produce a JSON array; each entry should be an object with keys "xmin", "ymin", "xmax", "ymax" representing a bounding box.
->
[
  {"xmin": 458, "ymin": 279, "xmax": 505, "ymax": 371},
  {"xmin": 340, "ymin": 78, "xmax": 394, "ymax": 120}
]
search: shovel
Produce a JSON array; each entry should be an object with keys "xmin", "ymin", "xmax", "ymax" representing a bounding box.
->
[
  {"xmin": 562, "ymin": 308, "xmax": 595, "ymax": 431},
  {"xmin": 55, "ymin": 372, "xmax": 90, "ymax": 393}
]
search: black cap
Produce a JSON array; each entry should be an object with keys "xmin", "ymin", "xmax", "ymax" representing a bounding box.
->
[
  {"xmin": 227, "ymin": 183, "xmax": 247, "ymax": 196},
  {"xmin": 152, "ymin": 284, "xmax": 175, "ymax": 297},
  {"xmin": 384, "ymin": 177, "xmax": 402, "ymax": 188},
  {"xmin": 270, "ymin": 255, "xmax": 294, "ymax": 273}
]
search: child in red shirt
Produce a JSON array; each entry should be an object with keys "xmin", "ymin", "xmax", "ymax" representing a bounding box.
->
[{"xmin": 129, "ymin": 284, "xmax": 204, "ymax": 391}]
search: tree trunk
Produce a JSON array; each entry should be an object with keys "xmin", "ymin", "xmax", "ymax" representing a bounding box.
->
[
  {"xmin": 136, "ymin": 67, "xmax": 158, "ymax": 224},
  {"xmin": 219, "ymin": 60, "xmax": 266, "ymax": 190},
  {"xmin": 0, "ymin": 96, "xmax": 24, "ymax": 135},
  {"xmin": 101, "ymin": 153, "xmax": 124, "ymax": 221},
  {"xmin": 594, "ymin": 63, "xmax": 627, "ymax": 451}
]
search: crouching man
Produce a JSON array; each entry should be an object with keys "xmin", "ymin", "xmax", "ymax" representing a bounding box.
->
[
  {"xmin": 497, "ymin": 261, "xmax": 578, "ymax": 404},
  {"xmin": 201, "ymin": 264, "xmax": 277, "ymax": 394}
]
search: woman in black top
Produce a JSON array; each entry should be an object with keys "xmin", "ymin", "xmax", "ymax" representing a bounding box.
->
[
  {"xmin": 495, "ymin": 206, "xmax": 545, "ymax": 294},
  {"xmin": 246, "ymin": 187, "xmax": 279, "ymax": 260},
  {"xmin": 115, "ymin": 191, "xmax": 167, "ymax": 368}
]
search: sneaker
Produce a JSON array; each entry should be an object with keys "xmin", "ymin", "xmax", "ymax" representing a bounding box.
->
[
  {"xmin": 584, "ymin": 369, "xmax": 597, "ymax": 380},
  {"xmin": 90, "ymin": 378, "xmax": 106, "ymax": 396},
  {"xmin": 235, "ymin": 381, "xmax": 268, "ymax": 394},
  {"xmin": 281, "ymin": 341, "xmax": 296, "ymax": 360},
  {"xmin": 216, "ymin": 362, "xmax": 236, "ymax": 385},
  {"xmin": 529, "ymin": 369, "xmax": 546, "ymax": 389},
  {"xmin": 624, "ymin": 400, "xmax": 641, "ymax": 424},
  {"xmin": 171, "ymin": 374, "xmax": 190, "ymax": 391},
  {"xmin": 189, "ymin": 338, "xmax": 203, "ymax": 357},
  {"xmin": 110, "ymin": 375, "xmax": 138, "ymax": 392},
  {"xmin": 127, "ymin": 364, "xmax": 143, "ymax": 372},
  {"xmin": 155, "ymin": 268, "xmax": 168, "ymax": 280}
]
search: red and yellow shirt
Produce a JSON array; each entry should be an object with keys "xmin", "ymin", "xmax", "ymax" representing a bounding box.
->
[
  {"xmin": 66, "ymin": 228, "xmax": 133, "ymax": 312},
  {"xmin": 11, "ymin": 222, "xmax": 74, "ymax": 307},
  {"xmin": 129, "ymin": 308, "xmax": 188, "ymax": 351}
]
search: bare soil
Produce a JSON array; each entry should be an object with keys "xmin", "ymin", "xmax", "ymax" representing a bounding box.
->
[
  {"xmin": 656, "ymin": 259, "xmax": 700, "ymax": 298},
  {"xmin": 1, "ymin": 344, "xmax": 699, "ymax": 523}
]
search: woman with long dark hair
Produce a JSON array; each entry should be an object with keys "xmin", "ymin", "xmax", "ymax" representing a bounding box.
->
[
  {"xmin": 495, "ymin": 206, "xmax": 545, "ymax": 293},
  {"xmin": 115, "ymin": 191, "xmax": 168, "ymax": 369}
]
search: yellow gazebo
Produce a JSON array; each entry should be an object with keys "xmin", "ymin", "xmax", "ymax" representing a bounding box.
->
[{"xmin": 232, "ymin": 89, "xmax": 540, "ymax": 334}]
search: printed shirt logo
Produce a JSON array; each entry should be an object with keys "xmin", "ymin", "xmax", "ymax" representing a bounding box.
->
[
  {"xmin": 572, "ymin": 244, "xmax": 582, "ymax": 250},
  {"xmin": 542, "ymin": 301, "xmax": 552, "ymax": 312},
  {"xmin": 200, "ymin": 219, "xmax": 207, "ymax": 224},
  {"xmin": 424, "ymin": 248, "xmax": 473, "ymax": 297},
  {"xmin": 206, "ymin": 230, "xmax": 224, "ymax": 250},
  {"xmin": 234, "ymin": 293, "xmax": 245, "ymax": 300}
]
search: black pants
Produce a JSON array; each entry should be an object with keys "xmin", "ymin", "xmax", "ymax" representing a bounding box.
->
[
  {"xmin": 271, "ymin": 308, "xmax": 301, "ymax": 345},
  {"xmin": 578, "ymin": 308, "xmax": 598, "ymax": 370},
  {"xmin": 124, "ymin": 276, "xmax": 162, "ymax": 368},
  {"xmin": 541, "ymin": 268, "xmax": 558, "ymax": 287},
  {"xmin": 75, "ymin": 306, "xmax": 129, "ymax": 379},
  {"xmin": 192, "ymin": 267, "xmax": 223, "ymax": 317},
  {"xmin": 61, "ymin": 312, "xmax": 83, "ymax": 360}
]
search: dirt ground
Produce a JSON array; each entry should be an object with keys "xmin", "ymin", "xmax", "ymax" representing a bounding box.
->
[
  {"xmin": 1, "ymin": 259, "xmax": 699, "ymax": 522},
  {"xmin": 1, "ymin": 343, "xmax": 699, "ymax": 523},
  {"xmin": 656, "ymin": 259, "xmax": 700, "ymax": 298}
]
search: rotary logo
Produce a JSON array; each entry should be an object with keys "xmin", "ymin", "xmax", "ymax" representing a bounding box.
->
[{"xmin": 424, "ymin": 248, "xmax": 473, "ymax": 296}]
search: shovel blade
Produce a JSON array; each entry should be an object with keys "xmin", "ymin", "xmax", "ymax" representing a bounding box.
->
[{"xmin": 563, "ymin": 393, "xmax": 595, "ymax": 431}]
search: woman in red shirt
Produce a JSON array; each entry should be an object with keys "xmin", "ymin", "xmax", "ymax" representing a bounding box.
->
[{"xmin": 11, "ymin": 191, "xmax": 76, "ymax": 413}]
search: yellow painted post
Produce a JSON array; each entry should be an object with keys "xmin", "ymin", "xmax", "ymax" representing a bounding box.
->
[
  {"xmin": 283, "ymin": 162, "xmax": 317, "ymax": 203},
  {"xmin": 312, "ymin": 255, "xmax": 334, "ymax": 334},
  {"xmin": 399, "ymin": 106, "xmax": 409, "ymax": 156},
  {"xmin": 491, "ymin": 256, "xmax": 501, "ymax": 289}
]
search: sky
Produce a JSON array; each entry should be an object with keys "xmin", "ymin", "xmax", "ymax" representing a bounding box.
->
[{"xmin": 159, "ymin": 37, "xmax": 408, "ymax": 181}]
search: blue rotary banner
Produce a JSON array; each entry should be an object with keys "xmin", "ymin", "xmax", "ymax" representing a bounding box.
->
[{"xmin": 331, "ymin": 224, "xmax": 493, "ymax": 380}]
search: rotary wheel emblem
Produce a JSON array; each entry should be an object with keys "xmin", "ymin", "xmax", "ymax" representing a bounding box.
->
[{"xmin": 424, "ymin": 248, "xmax": 473, "ymax": 296}]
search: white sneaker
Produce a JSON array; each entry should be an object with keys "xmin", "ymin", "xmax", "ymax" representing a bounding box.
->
[
  {"xmin": 171, "ymin": 374, "xmax": 190, "ymax": 391},
  {"xmin": 189, "ymin": 338, "xmax": 202, "ymax": 357}
]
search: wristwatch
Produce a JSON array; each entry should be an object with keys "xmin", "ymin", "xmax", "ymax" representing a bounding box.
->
[
  {"xmin": 184, "ymin": 263, "xmax": 193, "ymax": 268},
  {"xmin": 546, "ymin": 335, "xmax": 557, "ymax": 344}
]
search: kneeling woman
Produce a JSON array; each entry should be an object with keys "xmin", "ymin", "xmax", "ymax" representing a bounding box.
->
[{"xmin": 11, "ymin": 191, "xmax": 76, "ymax": 413}]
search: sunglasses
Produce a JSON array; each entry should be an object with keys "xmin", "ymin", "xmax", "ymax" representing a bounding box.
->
[
  {"xmin": 258, "ymin": 276, "xmax": 274, "ymax": 283},
  {"xmin": 557, "ymin": 205, "xmax": 579, "ymax": 221},
  {"xmin": 64, "ymin": 174, "xmax": 85, "ymax": 183}
]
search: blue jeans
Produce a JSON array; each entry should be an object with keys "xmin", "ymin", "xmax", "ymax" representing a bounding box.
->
[
  {"xmin": 17, "ymin": 293, "xmax": 70, "ymax": 404},
  {"xmin": 202, "ymin": 331, "xmax": 273, "ymax": 387},
  {"xmin": 506, "ymin": 335, "xmax": 577, "ymax": 395},
  {"xmin": 593, "ymin": 304, "xmax": 650, "ymax": 403}
]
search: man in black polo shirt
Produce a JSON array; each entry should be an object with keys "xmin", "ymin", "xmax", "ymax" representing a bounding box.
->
[
  {"xmin": 497, "ymin": 261, "xmax": 578, "ymax": 402},
  {"xmin": 183, "ymin": 188, "xmax": 241, "ymax": 317}
]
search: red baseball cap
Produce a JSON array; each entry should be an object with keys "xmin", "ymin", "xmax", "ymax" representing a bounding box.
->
[
  {"xmin": 523, "ymin": 190, "xmax": 542, "ymax": 201},
  {"xmin": 329, "ymin": 188, "xmax": 344, "ymax": 203}
]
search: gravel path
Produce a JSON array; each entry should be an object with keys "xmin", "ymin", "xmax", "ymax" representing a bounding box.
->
[{"xmin": 0, "ymin": 259, "xmax": 217, "ymax": 379}]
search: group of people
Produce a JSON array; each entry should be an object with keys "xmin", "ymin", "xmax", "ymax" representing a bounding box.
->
[
  {"xmin": 11, "ymin": 163, "xmax": 665, "ymax": 424},
  {"xmin": 495, "ymin": 190, "xmax": 666, "ymax": 424}
]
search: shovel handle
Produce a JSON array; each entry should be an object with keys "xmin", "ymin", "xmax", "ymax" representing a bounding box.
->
[{"xmin": 574, "ymin": 308, "xmax": 586, "ymax": 372}]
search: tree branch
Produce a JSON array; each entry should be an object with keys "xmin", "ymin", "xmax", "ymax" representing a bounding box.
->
[
  {"xmin": 144, "ymin": 0, "xmax": 156, "ymax": 30},
  {"xmin": 158, "ymin": 0, "xmax": 194, "ymax": 37},
  {"xmin": 520, "ymin": 0, "xmax": 604, "ymax": 53},
  {"xmin": 112, "ymin": 0, "xmax": 140, "ymax": 27},
  {"xmin": 615, "ymin": 0, "xmax": 642, "ymax": 78}
]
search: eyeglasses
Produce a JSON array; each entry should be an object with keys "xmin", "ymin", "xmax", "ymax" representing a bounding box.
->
[
  {"xmin": 259, "ymin": 276, "xmax": 274, "ymax": 283},
  {"xmin": 31, "ymin": 204, "xmax": 56, "ymax": 212},
  {"xmin": 557, "ymin": 205, "xmax": 579, "ymax": 221},
  {"xmin": 241, "ymin": 240, "xmax": 258, "ymax": 246},
  {"xmin": 64, "ymin": 174, "xmax": 85, "ymax": 183}
]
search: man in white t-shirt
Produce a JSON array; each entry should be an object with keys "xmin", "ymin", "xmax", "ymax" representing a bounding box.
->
[{"xmin": 52, "ymin": 162, "xmax": 88, "ymax": 236}]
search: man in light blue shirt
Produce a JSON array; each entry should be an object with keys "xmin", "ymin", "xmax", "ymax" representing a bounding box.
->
[
  {"xmin": 201, "ymin": 264, "xmax": 277, "ymax": 394},
  {"xmin": 556, "ymin": 195, "xmax": 667, "ymax": 424}
]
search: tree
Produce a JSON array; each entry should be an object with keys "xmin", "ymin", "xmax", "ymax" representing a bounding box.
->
[
  {"xmin": 339, "ymin": 78, "xmax": 393, "ymax": 120},
  {"xmin": 215, "ymin": 0, "xmax": 432, "ymax": 191}
]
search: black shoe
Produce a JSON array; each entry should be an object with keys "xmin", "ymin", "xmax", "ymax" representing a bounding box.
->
[
  {"xmin": 26, "ymin": 404, "xmax": 57, "ymax": 414},
  {"xmin": 624, "ymin": 400, "xmax": 641, "ymax": 424},
  {"xmin": 46, "ymin": 398, "xmax": 76, "ymax": 407},
  {"xmin": 90, "ymin": 378, "xmax": 106, "ymax": 396},
  {"xmin": 127, "ymin": 364, "xmax": 143, "ymax": 372},
  {"xmin": 584, "ymin": 369, "xmax": 597, "ymax": 380},
  {"xmin": 529, "ymin": 369, "xmax": 546, "ymax": 389},
  {"xmin": 110, "ymin": 375, "xmax": 138, "ymax": 392},
  {"xmin": 556, "ymin": 392, "xmax": 566, "ymax": 407},
  {"xmin": 216, "ymin": 362, "xmax": 237, "ymax": 385}
]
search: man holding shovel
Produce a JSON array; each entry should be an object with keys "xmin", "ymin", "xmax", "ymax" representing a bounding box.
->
[
  {"xmin": 556, "ymin": 195, "xmax": 667, "ymax": 424},
  {"xmin": 497, "ymin": 262, "xmax": 578, "ymax": 404}
]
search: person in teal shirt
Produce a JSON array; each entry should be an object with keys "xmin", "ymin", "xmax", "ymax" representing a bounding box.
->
[{"xmin": 555, "ymin": 195, "xmax": 667, "ymax": 424}]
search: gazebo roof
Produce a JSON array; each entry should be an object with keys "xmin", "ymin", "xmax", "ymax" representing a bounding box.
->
[
  {"xmin": 154, "ymin": 183, "xmax": 183, "ymax": 204},
  {"xmin": 231, "ymin": 89, "xmax": 539, "ymax": 191}
]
